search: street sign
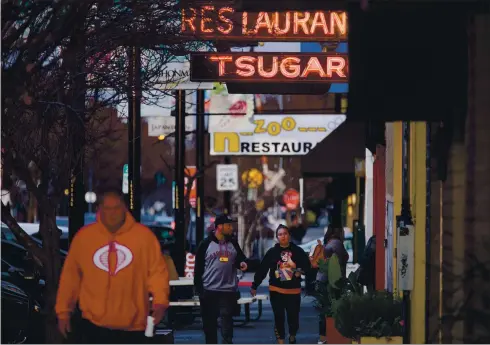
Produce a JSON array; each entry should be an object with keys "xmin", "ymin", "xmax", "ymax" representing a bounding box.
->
[
  {"xmin": 264, "ymin": 168, "xmax": 286, "ymax": 192},
  {"xmin": 157, "ymin": 60, "xmax": 215, "ymax": 90},
  {"xmin": 283, "ymin": 188, "xmax": 300, "ymax": 210},
  {"xmin": 122, "ymin": 164, "xmax": 129, "ymax": 194},
  {"xmin": 148, "ymin": 116, "xmax": 196, "ymax": 137},
  {"xmin": 216, "ymin": 164, "xmax": 239, "ymax": 191}
]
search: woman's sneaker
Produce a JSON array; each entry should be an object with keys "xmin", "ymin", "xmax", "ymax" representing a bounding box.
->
[{"xmin": 289, "ymin": 335, "xmax": 297, "ymax": 344}]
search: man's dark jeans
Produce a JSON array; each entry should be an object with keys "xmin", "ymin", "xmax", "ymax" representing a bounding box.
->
[
  {"xmin": 71, "ymin": 318, "xmax": 147, "ymax": 344},
  {"xmin": 199, "ymin": 290, "xmax": 238, "ymax": 344}
]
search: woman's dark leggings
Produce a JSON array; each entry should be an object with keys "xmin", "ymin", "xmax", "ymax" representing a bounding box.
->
[
  {"xmin": 269, "ymin": 291, "xmax": 301, "ymax": 340},
  {"xmin": 319, "ymin": 313, "xmax": 326, "ymax": 336}
]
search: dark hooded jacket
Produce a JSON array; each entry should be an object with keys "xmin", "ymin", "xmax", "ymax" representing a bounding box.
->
[
  {"xmin": 252, "ymin": 242, "xmax": 310, "ymax": 294},
  {"xmin": 194, "ymin": 232, "xmax": 247, "ymax": 293}
]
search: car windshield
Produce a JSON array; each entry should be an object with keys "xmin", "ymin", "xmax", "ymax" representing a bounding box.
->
[{"xmin": 1, "ymin": 241, "xmax": 29, "ymax": 270}]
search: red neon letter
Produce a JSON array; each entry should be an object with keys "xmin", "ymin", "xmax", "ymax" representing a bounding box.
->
[
  {"xmin": 217, "ymin": 7, "xmax": 234, "ymax": 34},
  {"xmin": 273, "ymin": 12, "xmax": 290, "ymax": 35},
  {"xmin": 279, "ymin": 57, "xmax": 301, "ymax": 78},
  {"xmin": 209, "ymin": 56, "xmax": 232, "ymax": 76},
  {"xmin": 242, "ymin": 12, "xmax": 254, "ymax": 35},
  {"xmin": 293, "ymin": 12, "xmax": 310, "ymax": 35},
  {"xmin": 326, "ymin": 57, "xmax": 346, "ymax": 78},
  {"xmin": 331, "ymin": 12, "xmax": 347, "ymax": 36},
  {"xmin": 310, "ymin": 11, "xmax": 329, "ymax": 35},
  {"xmin": 236, "ymin": 56, "xmax": 257, "ymax": 77},
  {"xmin": 200, "ymin": 6, "xmax": 214, "ymax": 33},
  {"xmin": 301, "ymin": 57, "xmax": 326, "ymax": 78},
  {"xmin": 255, "ymin": 12, "xmax": 273, "ymax": 34},
  {"xmin": 258, "ymin": 56, "xmax": 278, "ymax": 78},
  {"xmin": 181, "ymin": 8, "xmax": 197, "ymax": 32}
]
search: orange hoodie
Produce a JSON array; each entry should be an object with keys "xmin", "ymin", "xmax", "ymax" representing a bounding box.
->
[{"xmin": 55, "ymin": 212, "xmax": 170, "ymax": 331}]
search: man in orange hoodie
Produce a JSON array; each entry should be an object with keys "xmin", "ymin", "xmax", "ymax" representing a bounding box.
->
[{"xmin": 56, "ymin": 190, "xmax": 170, "ymax": 343}]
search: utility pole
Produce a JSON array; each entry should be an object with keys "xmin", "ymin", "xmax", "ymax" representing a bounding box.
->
[
  {"xmin": 223, "ymin": 156, "xmax": 231, "ymax": 214},
  {"xmin": 174, "ymin": 90, "xmax": 186, "ymax": 276},
  {"xmin": 127, "ymin": 46, "xmax": 141, "ymax": 221},
  {"xmin": 398, "ymin": 121, "xmax": 413, "ymax": 344},
  {"xmin": 195, "ymin": 90, "xmax": 205, "ymax": 246}
]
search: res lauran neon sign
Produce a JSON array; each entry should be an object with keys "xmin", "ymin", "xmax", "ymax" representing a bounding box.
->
[
  {"xmin": 190, "ymin": 53, "xmax": 349, "ymax": 83},
  {"xmin": 181, "ymin": 7, "xmax": 347, "ymax": 41}
]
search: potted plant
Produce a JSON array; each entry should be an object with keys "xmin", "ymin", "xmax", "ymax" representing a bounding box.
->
[
  {"xmin": 332, "ymin": 290, "xmax": 404, "ymax": 344},
  {"xmin": 313, "ymin": 254, "xmax": 363, "ymax": 344}
]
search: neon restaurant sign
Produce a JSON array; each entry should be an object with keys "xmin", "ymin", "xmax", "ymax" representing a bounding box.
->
[
  {"xmin": 190, "ymin": 52, "xmax": 349, "ymax": 83},
  {"xmin": 181, "ymin": 7, "xmax": 347, "ymax": 41}
]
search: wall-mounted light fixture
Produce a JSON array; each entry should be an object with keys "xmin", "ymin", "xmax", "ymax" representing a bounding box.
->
[
  {"xmin": 351, "ymin": 193, "xmax": 357, "ymax": 206},
  {"xmin": 347, "ymin": 193, "xmax": 357, "ymax": 217}
]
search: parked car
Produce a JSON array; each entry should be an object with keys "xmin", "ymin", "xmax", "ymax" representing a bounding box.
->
[
  {"xmin": 1, "ymin": 262, "xmax": 43, "ymax": 344},
  {"xmin": 1, "ymin": 240, "xmax": 49, "ymax": 303},
  {"xmin": 2, "ymin": 223, "xmax": 70, "ymax": 252}
]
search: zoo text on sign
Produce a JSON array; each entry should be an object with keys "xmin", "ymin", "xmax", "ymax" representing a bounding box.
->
[
  {"xmin": 181, "ymin": 7, "xmax": 347, "ymax": 41},
  {"xmin": 190, "ymin": 53, "xmax": 348, "ymax": 83}
]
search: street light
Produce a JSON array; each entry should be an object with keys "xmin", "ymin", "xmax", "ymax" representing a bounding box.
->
[{"xmin": 85, "ymin": 192, "xmax": 97, "ymax": 204}]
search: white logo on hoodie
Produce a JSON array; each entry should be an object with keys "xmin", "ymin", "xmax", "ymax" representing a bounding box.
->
[{"xmin": 93, "ymin": 242, "xmax": 133, "ymax": 275}]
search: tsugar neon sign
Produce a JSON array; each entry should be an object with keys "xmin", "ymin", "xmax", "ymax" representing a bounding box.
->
[
  {"xmin": 181, "ymin": 7, "xmax": 347, "ymax": 41},
  {"xmin": 190, "ymin": 52, "xmax": 348, "ymax": 83}
]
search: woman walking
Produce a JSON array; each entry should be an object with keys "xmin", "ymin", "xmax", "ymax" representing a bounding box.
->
[
  {"xmin": 251, "ymin": 225, "xmax": 311, "ymax": 344},
  {"xmin": 315, "ymin": 226, "xmax": 349, "ymax": 344}
]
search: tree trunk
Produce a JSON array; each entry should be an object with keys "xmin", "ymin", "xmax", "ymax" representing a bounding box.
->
[{"xmin": 39, "ymin": 205, "xmax": 63, "ymax": 344}]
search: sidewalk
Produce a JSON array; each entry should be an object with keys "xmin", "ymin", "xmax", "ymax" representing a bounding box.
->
[{"xmin": 174, "ymin": 286, "xmax": 319, "ymax": 344}]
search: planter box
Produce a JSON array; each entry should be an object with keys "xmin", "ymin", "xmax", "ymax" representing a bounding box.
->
[
  {"xmin": 353, "ymin": 336, "xmax": 403, "ymax": 344},
  {"xmin": 326, "ymin": 317, "xmax": 351, "ymax": 344}
]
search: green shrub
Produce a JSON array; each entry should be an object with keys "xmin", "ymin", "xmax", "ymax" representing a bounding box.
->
[
  {"xmin": 312, "ymin": 254, "xmax": 363, "ymax": 317},
  {"xmin": 332, "ymin": 290, "xmax": 403, "ymax": 339}
]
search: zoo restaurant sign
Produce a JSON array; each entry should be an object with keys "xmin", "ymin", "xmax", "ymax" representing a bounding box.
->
[{"xmin": 209, "ymin": 114, "xmax": 346, "ymax": 156}]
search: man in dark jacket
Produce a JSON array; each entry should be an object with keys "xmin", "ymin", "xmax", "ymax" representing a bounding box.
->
[{"xmin": 194, "ymin": 215, "xmax": 248, "ymax": 344}]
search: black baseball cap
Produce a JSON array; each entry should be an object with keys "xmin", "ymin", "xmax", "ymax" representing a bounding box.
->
[{"xmin": 214, "ymin": 214, "xmax": 236, "ymax": 226}]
